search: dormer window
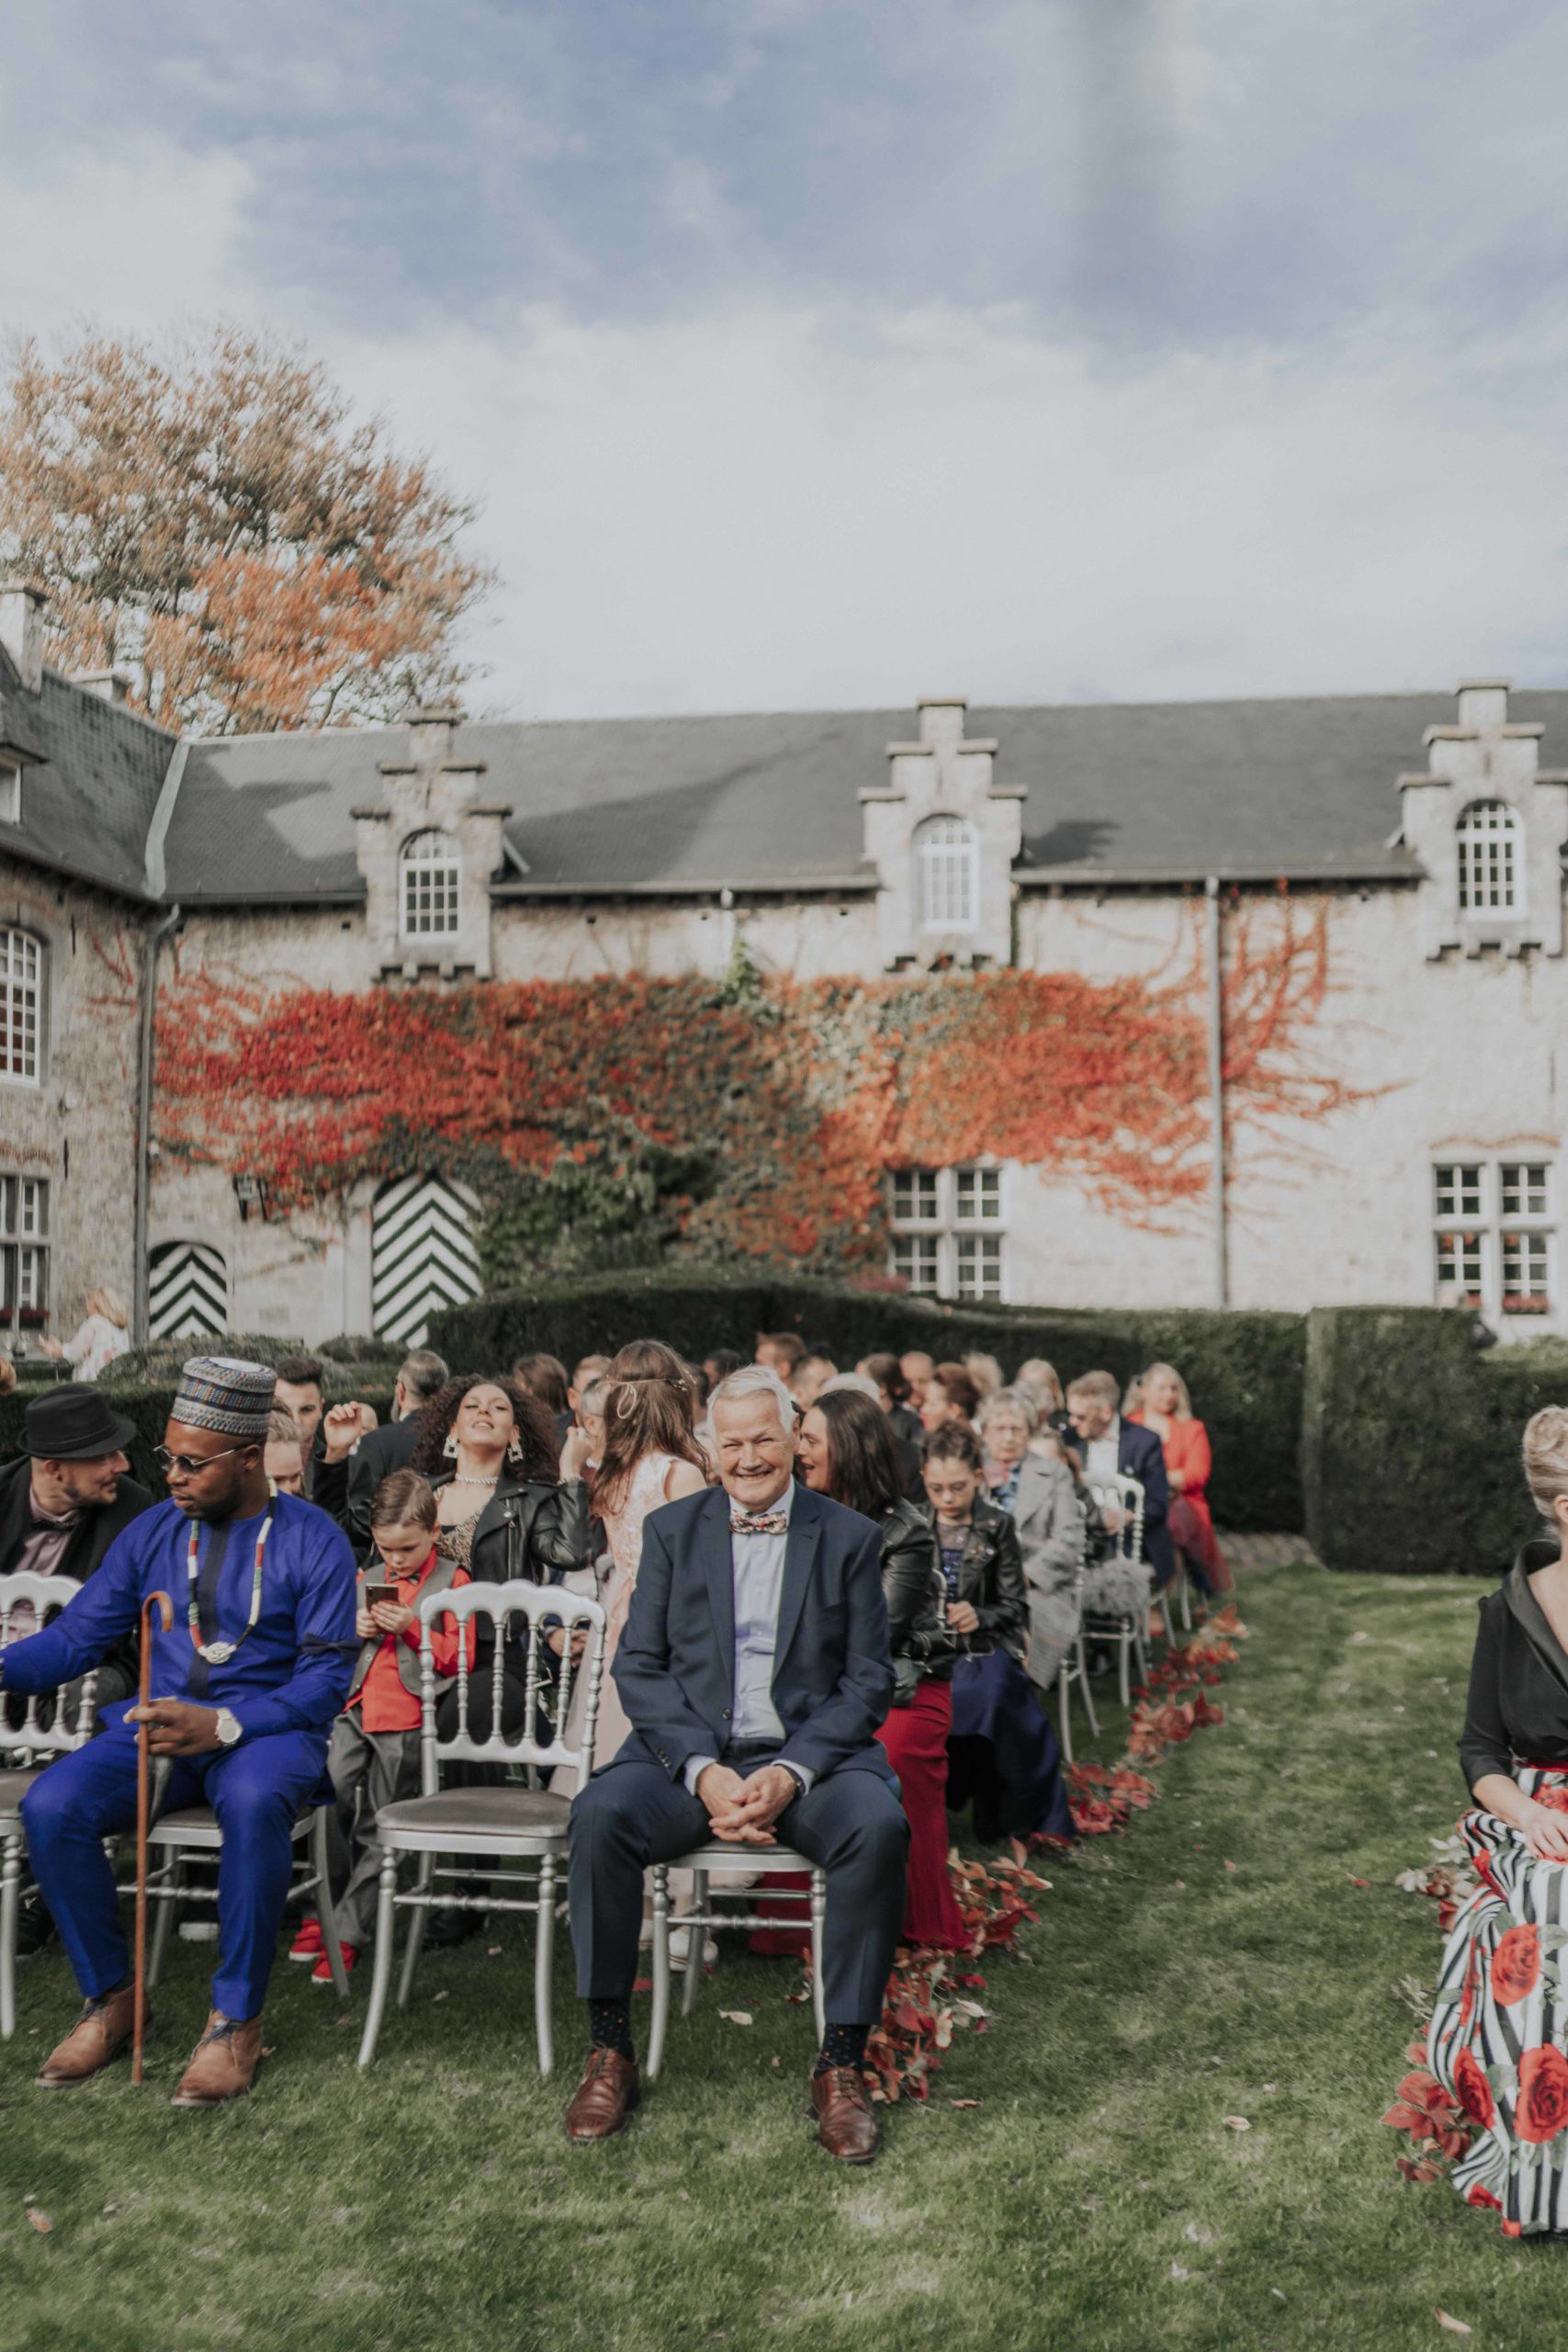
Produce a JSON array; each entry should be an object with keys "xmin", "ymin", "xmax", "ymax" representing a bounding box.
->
[
  {"xmin": 915, "ymin": 816, "xmax": 978, "ymax": 932},
  {"xmin": 400, "ymin": 829, "xmax": 461, "ymax": 938},
  {"xmin": 1456, "ymin": 798, "xmax": 1520, "ymax": 915},
  {"xmin": 0, "ymin": 757, "xmax": 19, "ymax": 825}
]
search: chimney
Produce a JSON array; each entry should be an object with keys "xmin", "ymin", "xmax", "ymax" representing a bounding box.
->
[
  {"xmin": 1455, "ymin": 679, "xmax": 1510, "ymax": 732},
  {"xmin": 69, "ymin": 667, "xmax": 135, "ymax": 706},
  {"xmin": 0, "ymin": 582, "xmax": 45, "ymax": 695},
  {"xmin": 408, "ymin": 702, "xmax": 466, "ymax": 768}
]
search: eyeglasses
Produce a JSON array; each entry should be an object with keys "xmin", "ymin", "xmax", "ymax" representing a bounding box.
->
[{"xmin": 154, "ymin": 1443, "xmax": 246, "ymax": 1476}]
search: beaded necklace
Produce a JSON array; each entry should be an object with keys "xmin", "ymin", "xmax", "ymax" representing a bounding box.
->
[{"xmin": 186, "ymin": 1483, "xmax": 277, "ymax": 1664}]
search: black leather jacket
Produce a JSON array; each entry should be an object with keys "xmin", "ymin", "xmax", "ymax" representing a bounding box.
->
[
  {"xmin": 919, "ymin": 1492, "xmax": 1028, "ymax": 1664},
  {"xmin": 879, "ymin": 1498, "xmax": 949, "ymax": 1683},
  {"xmin": 429, "ymin": 1472, "xmax": 590, "ymax": 1674}
]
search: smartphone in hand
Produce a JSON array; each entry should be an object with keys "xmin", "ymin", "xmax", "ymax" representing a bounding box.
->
[{"xmin": 361, "ymin": 1582, "xmax": 399, "ymax": 1611}]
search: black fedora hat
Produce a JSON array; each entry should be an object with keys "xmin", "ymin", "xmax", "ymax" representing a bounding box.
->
[{"xmin": 24, "ymin": 1384, "xmax": 137, "ymax": 1463}]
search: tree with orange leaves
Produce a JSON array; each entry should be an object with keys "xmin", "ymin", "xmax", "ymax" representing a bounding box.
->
[{"xmin": 0, "ymin": 327, "xmax": 494, "ymax": 733}]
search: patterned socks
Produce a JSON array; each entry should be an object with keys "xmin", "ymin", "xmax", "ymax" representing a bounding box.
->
[
  {"xmin": 588, "ymin": 1997, "xmax": 636, "ymax": 2063},
  {"xmin": 815, "ymin": 2022, "xmax": 870, "ymax": 2076}
]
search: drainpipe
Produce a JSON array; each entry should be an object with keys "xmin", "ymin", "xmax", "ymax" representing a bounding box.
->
[
  {"xmin": 132, "ymin": 902, "xmax": 183, "ymax": 1346},
  {"xmin": 1205, "ymin": 876, "xmax": 1227, "ymax": 1308}
]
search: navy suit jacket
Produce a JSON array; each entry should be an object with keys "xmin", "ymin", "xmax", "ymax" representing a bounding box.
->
[
  {"xmin": 609, "ymin": 1481, "xmax": 897, "ymax": 1787},
  {"xmin": 1118, "ymin": 1420, "xmax": 1173, "ymax": 1584}
]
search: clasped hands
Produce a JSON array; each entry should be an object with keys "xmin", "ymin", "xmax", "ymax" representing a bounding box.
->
[{"xmin": 695, "ymin": 1760, "xmax": 798, "ymax": 1845}]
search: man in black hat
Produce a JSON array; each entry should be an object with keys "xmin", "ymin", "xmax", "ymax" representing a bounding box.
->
[{"xmin": 0, "ymin": 1384, "xmax": 152, "ymax": 1954}]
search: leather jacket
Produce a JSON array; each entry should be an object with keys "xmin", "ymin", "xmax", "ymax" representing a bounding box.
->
[
  {"xmin": 429, "ymin": 1472, "xmax": 590, "ymax": 1669},
  {"xmin": 879, "ymin": 1497, "xmax": 950, "ymax": 1688},
  {"xmin": 920, "ymin": 1492, "xmax": 1028, "ymax": 1665}
]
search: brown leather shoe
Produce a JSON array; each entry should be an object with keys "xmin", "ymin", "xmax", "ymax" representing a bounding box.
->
[
  {"xmin": 564, "ymin": 2047, "xmax": 640, "ymax": 2143},
  {"xmin": 35, "ymin": 1985, "xmax": 144, "ymax": 2088},
  {"xmin": 170, "ymin": 2011, "xmax": 264, "ymax": 2108},
  {"xmin": 811, "ymin": 2065, "xmax": 882, "ymax": 2164}
]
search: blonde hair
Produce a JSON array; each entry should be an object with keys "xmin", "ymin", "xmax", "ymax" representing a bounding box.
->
[
  {"xmin": 1523, "ymin": 1408, "xmax": 1568, "ymax": 1524},
  {"xmin": 1124, "ymin": 1362, "xmax": 1192, "ymax": 1419},
  {"xmin": 1015, "ymin": 1359, "xmax": 1064, "ymax": 1413},
  {"xmin": 87, "ymin": 1286, "xmax": 129, "ymax": 1329},
  {"xmin": 963, "ymin": 1352, "xmax": 1004, "ymax": 1398}
]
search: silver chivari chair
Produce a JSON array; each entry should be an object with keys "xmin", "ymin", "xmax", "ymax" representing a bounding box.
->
[
  {"xmin": 356, "ymin": 1579, "xmax": 606, "ymax": 2077},
  {"xmin": 1055, "ymin": 1557, "xmax": 1099, "ymax": 1767},
  {"xmin": 0, "ymin": 1572, "xmax": 100, "ymax": 2039},
  {"xmin": 140, "ymin": 1794, "xmax": 350, "ymax": 2000},
  {"xmin": 646, "ymin": 1836, "xmax": 828, "ymax": 2081},
  {"xmin": 1082, "ymin": 1473, "xmax": 1150, "ymax": 1709}
]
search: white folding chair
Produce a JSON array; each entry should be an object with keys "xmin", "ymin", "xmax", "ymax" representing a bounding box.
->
[
  {"xmin": 356, "ymin": 1580, "xmax": 605, "ymax": 2077},
  {"xmin": 0, "ymin": 1572, "xmax": 100, "ymax": 2039},
  {"xmin": 1082, "ymin": 1474, "xmax": 1151, "ymax": 1709},
  {"xmin": 1055, "ymin": 1560, "xmax": 1099, "ymax": 1766},
  {"xmin": 646, "ymin": 1835, "xmax": 828, "ymax": 2081}
]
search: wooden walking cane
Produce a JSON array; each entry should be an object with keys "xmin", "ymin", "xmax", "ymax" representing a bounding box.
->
[{"xmin": 132, "ymin": 1591, "xmax": 174, "ymax": 2087}]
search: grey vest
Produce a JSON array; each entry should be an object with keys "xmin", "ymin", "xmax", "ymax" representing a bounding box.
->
[{"xmin": 346, "ymin": 1555, "xmax": 462, "ymax": 1708}]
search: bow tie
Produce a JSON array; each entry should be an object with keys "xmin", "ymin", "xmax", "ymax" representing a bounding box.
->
[{"xmin": 730, "ymin": 1511, "xmax": 789, "ymax": 1536}]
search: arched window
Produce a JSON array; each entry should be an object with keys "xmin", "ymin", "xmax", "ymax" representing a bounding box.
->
[
  {"xmin": 400, "ymin": 830, "xmax": 462, "ymax": 938},
  {"xmin": 915, "ymin": 816, "xmax": 978, "ymax": 932},
  {"xmin": 0, "ymin": 926, "xmax": 42, "ymax": 1084},
  {"xmin": 1457, "ymin": 799, "xmax": 1520, "ymax": 914}
]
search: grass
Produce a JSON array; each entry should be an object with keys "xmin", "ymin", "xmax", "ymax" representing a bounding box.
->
[{"xmin": 1, "ymin": 1558, "xmax": 1560, "ymax": 2351}]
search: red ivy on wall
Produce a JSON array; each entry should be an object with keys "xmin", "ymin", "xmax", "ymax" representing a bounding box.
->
[{"xmin": 154, "ymin": 897, "xmax": 1361, "ymax": 1269}]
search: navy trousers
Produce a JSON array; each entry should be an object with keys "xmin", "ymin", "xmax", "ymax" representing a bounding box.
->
[
  {"xmin": 19, "ymin": 1705, "xmax": 329, "ymax": 2021},
  {"xmin": 569, "ymin": 1749, "xmax": 909, "ymax": 2025}
]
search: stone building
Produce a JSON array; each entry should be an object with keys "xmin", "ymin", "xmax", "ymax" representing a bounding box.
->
[{"xmin": 4, "ymin": 569, "xmax": 1565, "ymax": 1349}]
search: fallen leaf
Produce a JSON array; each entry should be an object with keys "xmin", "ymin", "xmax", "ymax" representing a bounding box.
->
[
  {"xmin": 432, "ymin": 1990, "xmax": 449, "ymax": 2004},
  {"xmin": 1223, "ymin": 2116, "xmax": 1251, "ymax": 2132},
  {"xmin": 1435, "ymin": 2314, "xmax": 1472, "ymax": 2337},
  {"xmin": 1271, "ymin": 2289, "xmax": 1286, "ymax": 2301},
  {"xmin": 1351, "ymin": 1631, "xmax": 1370, "ymax": 1644},
  {"xmin": 1168, "ymin": 2262, "xmax": 1190, "ymax": 2281},
  {"xmin": 1182, "ymin": 2222, "xmax": 1213, "ymax": 2244},
  {"xmin": 1262, "ymin": 2083, "xmax": 1277, "ymax": 2094},
  {"xmin": 677, "ymin": 2188, "xmax": 691, "ymax": 2201},
  {"xmin": 632, "ymin": 1977, "xmax": 652, "ymax": 1994},
  {"xmin": 718, "ymin": 2009, "xmax": 753, "ymax": 2026},
  {"xmin": 1224, "ymin": 1860, "xmax": 1236, "ymax": 1872},
  {"xmin": 949, "ymin": 2098, "xmax": 982, "ymax": 2109},
  {"xmin": 1174, "ymin": 1879, "xmax": 1186, "ymax": 1890},
  {"xmin": 1348, "ymin": 1876, "xmax": 1371, "ymax": 1889},
  {"xmin": 770, "ymin": 2056, "xmax": 780, "ymax": 2067},
  {"xmin": 487, "ymin": 1945, "xmax": 502, "ymax": 1956},
  {"xmin": 27, "ymin": 2210, "xmax": 52, "ymax": 2234},
  {"xmin": 101, "ymin": 2205, "xmax": 118, "ymax": 2217},
  {"xmin": 262, "ymin": 2042, "xmax": 279, "ymax": 2056}
]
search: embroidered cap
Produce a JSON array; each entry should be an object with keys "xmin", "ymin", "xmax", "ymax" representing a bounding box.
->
[{"xmin": 171, "ymin": 1355, "xmax": 276, "ymax": 1441}]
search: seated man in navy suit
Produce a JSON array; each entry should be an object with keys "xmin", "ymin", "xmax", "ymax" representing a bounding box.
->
[
  {"xmin": 1066, "ymin": 1369, "xmax": 1174, "ymax": 1589},
  {"xmin": 566, "ymin": 1364, "xmax": 908, "ymax": 2163}
]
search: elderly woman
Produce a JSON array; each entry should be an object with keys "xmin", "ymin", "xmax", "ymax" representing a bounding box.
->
[
  {"xmin": 1429, "ymin": 1408, "xmax": 1568, "ymax": 2233},
  {"xmin": 1125, "ymin": 1362, "xmax": 1233, "ymax": 1599},
  {"xmin": 979, "ymin": 1387, "xmax": 1087, "ymax": 1702}
]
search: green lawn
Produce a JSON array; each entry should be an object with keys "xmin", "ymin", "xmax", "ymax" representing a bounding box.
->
[{"xmin": 2, "ymin": 1559, "xmax": 1559, "ymax": 2352}]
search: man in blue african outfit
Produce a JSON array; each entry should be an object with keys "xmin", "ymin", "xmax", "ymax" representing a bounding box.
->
[{"xmin": 1, "ymin": 1357, "xmax": 357, "ymax": 2106}]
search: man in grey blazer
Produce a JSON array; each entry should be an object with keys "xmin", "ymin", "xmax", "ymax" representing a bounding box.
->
[{"xmin": 1010, "ymin": 1447, "xmax": 1087, "ymax": 1696}]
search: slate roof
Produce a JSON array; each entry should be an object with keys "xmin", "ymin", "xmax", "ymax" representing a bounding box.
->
[
  {"xmin": 0, "ymin": 650, "xmax": 174, "ymax": 903},
  {"xmin": 14, "ymin": 673, "xmax": 1568, "ymax": 908}
]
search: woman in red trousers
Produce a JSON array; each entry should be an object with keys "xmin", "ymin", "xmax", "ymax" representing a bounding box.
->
[{"xmin": 799, "ymin": 1385, "xmax": 967, "ymax": 1951}]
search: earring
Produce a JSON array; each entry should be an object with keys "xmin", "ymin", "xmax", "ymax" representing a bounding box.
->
[
  {"xmin": 442, "ymin": 1430, "xmax": 458, "ymax": 1460},
  {"xmin": 506, "ymin": 1436, "xmax": 524, "ymax": 1464}
]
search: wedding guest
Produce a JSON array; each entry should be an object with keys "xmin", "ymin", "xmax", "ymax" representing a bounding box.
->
[
  {"xmin": 921, "ymin": 1363, "xmax": 980, "ymax": 1435},
  {"xmin": 900, "ymin": 1352, "xmax": 935, "ymax": 1414},
  {"xmin": 408, "ymin": 1374, "xmax": 590, "ymax": 1945},
  {"xmin": 964, "ymin": 1353, "xmax": 1004, "ymax": 1401},
  {"xmin": 1014, "ymin": 1359, "xmax": 1066, "ymax": 1423},
  {"xmin": 570, "ymin": 1355, "xmax": 611, "ymax": 1410},
  {"xmin": 40, "ymin": 1287, "xmax": 130, "ymax": 1383},
  {"xmin": 798, "ymin": 1390, "xmax": 964, "ymax": 1950},
  {"xmin": 1065, "ymin": 1370, "xmax": 1173, "ymax": 1592},
  {"xmin": 0, "ymin": 1352, "xmax": 16, "ymax": 1396},
  {"xmin": 274, "ymin": 1355, "xmax": 325, "ymax": 1498},
  {"xmin": 920, "ymin": 1424, "xmax": 1073, "ymax": 1860},
  {"xmin": 574, "ymin": 1376, "xmax": 610, "ymax": 1472},
  {"xmin": 264, "ymin": 1407, "xmax": 307, "ymax": 1498},
  {"xmin": 1124, "ymin": 1363, "xmax": 1233, "ymax": 1599},
  {"xmin": 313, "ymin": 1347, "xmax": 449, "ymax": 1547},
  {"xmin": 513, "ymin": 1352, "xmax": 573, "ymax": 1443},
  {"xmin": 978, "ymin": 1390, "xmax": 1087, "ymax": 1701},
  {"xmin": 861, "ymin": 1353, "xmax": 924, "ymax": 1449},
  {"xmin": 703, "ymin": 1348, "xmax": 743, "ymax": 1396},
  {"xmin": 1429, "ymin": 1408, "xmax": 1568, "ymax": 2232},
  {"xmin": 755, "ymin": 1333, "xmax": 807, "ymax": 1382},
  {"xmin": 790, "ymin": 1351, "xmax": 838, "ymax": 1410}
]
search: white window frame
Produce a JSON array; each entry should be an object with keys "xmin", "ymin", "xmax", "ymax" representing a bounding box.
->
[
  {"xmin": 0, "ymin": 757, "xmax": 19, "ymax": 826},
  {"xmin": 1432, "ymin": 1157, "xmax": 1554, "ymax": 1320},
  {"xmin": 1456, "ymin": 798, "xmax": 1522, "ymax": 917},
  {"xmin": 0, "ymin": 925, "xmax": 42, "ymax": 1087},
  {"xmin": 399, "ymin": 830, "xmax": 462, "ymax": 940},
  {"xmin": 0, "ymin": 1173, "xmax": 49, "ymax": 1334},
  {"xmin": 914, "ymin": 816, "xmax": 979, "ymax": 933},
  {"xmin": 888, "ymin": 1163, "xmax": 1007, "ymax": 1301}
]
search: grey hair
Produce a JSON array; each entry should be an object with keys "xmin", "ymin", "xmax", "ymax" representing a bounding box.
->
[
  {"xmin": 977, "ymin": 1384, "xmax": 1040, "ymax": 1436},
  {"xmin": 577, "ymin": 1377, "xmax": 610, "ymax": 1418},
  {"xmin": 399, "ymin": 1348, "xmax": 449, "ymax": 1403},
  {"xmin": 820, "ymin": 1371, "xmax": 882, "ymax": 1403},
  {"xmin": 709, "ymin": 1363, "xmax": 797, "ymax": 1431}
]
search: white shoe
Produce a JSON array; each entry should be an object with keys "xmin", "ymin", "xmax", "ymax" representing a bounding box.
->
[{"xmin": 669, "ymin": 1925, "xmax": 718, "ymax": 1973}]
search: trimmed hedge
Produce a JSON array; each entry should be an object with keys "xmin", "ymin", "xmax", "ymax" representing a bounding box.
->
[{"xmin": 428, "ymin": 1271, "xmax": 1305, "ymax": 1532}]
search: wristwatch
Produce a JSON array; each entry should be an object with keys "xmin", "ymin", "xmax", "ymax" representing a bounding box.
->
[{"xmin": 214, "ymin": 1707, "xmax": 243, "ymax": 1747}]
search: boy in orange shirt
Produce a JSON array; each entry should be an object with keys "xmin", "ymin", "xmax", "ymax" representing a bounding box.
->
[{"xmin": 291, "ymin": 1468, "xmax": 474, "ymax": 1983}]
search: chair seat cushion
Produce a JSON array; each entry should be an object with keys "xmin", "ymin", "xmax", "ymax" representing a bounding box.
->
[
  {"xmin": 675, "ymin": 1841, "xmax": 820, "ymax": 1876},
  {"xmin": 0, "ymin": 1767, "xmax": 42, "ymax": 1826},
  {"xmin": 376, "ymin": 1785, "xmax": 570, "ymax": 1840},
  {"xmin": 148, "ymin": 1804, "xmax": 311, "ymax": 1849}
]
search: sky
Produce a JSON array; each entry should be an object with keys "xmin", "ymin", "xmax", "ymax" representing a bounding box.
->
[{"xmin": 3, "ymin": 0, "xmax": 1568, "ymax": 719}]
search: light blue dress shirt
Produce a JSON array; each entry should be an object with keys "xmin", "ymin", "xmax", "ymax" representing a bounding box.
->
[{"xmin": 683, "ymin": 1479, "xmax": 815, "ymax": 1795}]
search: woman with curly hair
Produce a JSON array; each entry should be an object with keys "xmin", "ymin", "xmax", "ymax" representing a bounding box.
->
[
  {"xmin": 1422, "ymin": 1408, "xmax": 1568, "ymax": 2233},
  {"xmin": 555, "ymin": 1342, "xmax": 709, "ymax": 1792}
]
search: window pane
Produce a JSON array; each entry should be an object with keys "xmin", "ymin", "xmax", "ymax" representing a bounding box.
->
[
  {"xmin": 0, "ymin": 926, "xmax": 41, "ymax": 1082},
  {"xmin": 1457, "ymin": 798, "xmax": 1520, "ymax": 913},
  {"xmin": 19, "ymin": 1179, "xmax": 45, "ymax": 1238},
  {"xmin": 1502, "ymin": 1232, "xmax": 1552, "ymax": 1315},
  {"xmin": 1501, "ymin": 1162, "xmax": 1551, "ymax": 1218},
  {"xmin": 891, "ymin": 1234, "xmax": 942, "ymax": 1295},
  {"xmin": 890, "ymin": 1169, "xmax": 939, "ymax": 1224},
  {"xmin": 954, "ymin": 1167, "xmax": 1002, "ymax": 1223},
  {"xmin": 954, "ymin": 1233, "xmax": 1003, "ymax": 1301},
  {"xmin": 400, "ymin": 831, "xmax": 461, "ymax": 937},
  {"xmin": 1434, "ymin": 1163, "xmax": 1483, "ymax": 1220},
  {"xmin": 1435, "ymin": 1229, "xmax": 1485, "ymax": 1307},
  {"xmin": 0, "ymin": 1176, "xmax": 12, "ymax": 1238},
  {"xmin": 17, "ymin": 1245, "xmax": 45, "ymax": 1311},
  {"xmin": 915, "ymin": 817, "xmax": 977, "ymax": 931}
]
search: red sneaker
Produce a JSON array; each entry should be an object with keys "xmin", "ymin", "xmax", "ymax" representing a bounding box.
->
[
  {"xmin": 288, "ymin": 1918, "xmax": 324, "ymax": 1962},
  {"xmin": 311, "ymin": 1944, "xmax": 358, "ymax": 1984}
]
